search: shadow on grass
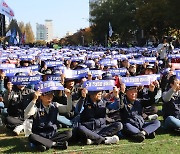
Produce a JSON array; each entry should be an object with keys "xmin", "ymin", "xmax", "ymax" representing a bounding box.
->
[{"xmin": 0, "ymin": 137, "xmax": 33, "ymax": 153}]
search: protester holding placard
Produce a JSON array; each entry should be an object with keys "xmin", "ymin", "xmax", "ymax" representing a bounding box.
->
[
  {"xmin": 73, "ymin": 87, "xmax": 122, "ymax": 145},
  {"xmin": 162, "ymin": 75, "xmax": 180, "ymax": 133},
  {"xmin": 119, "ymin": 85, "xmax": 161, "ymax": 142},
  {"xmin": 3, "ymin": 72, "xmax": 35, "ymax": 135},
  {"xmin": 25, "ymin": 81, "xmax": 72, "ymax": 151}
]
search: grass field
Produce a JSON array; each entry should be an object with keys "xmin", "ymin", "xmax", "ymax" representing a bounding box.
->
[{"xmin": 0, "ymin": 103, "xmax": 180, "ymax": 154}]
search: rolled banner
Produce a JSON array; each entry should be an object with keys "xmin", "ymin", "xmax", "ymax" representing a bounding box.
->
[
  {"xmin": 121, "ymin": 76, "xmax": 151, "ymax": 86},
  {"xmin": 10, "ymin": 75, "xmax": 42, "ymax": 85},
  {"xmin": 37, "ymin": 81, "xmax": 64, "ymax": 93},
  {"xmin": 83, "ymin": 80, "xmax": 115, "ymax": 91}
]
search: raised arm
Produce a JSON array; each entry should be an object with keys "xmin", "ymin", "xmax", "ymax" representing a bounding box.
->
[{"xmin": 55, "ymin": 88, "xmax": 72, "ymax": 113}]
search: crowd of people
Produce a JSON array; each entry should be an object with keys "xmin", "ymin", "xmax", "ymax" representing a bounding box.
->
[{"xmin": 0, "ymin": 38, "xmax": 180, "ymax": 152}]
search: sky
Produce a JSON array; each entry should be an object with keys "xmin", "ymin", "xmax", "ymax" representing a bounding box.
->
[{"xmin": 4, "ymin": 0, "xmax": 90, "ymax": 38}]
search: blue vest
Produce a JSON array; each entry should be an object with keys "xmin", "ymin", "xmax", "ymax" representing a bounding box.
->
[{"xmin": 32, "ymin": 101, "xmax": 58, "ymax": 139}]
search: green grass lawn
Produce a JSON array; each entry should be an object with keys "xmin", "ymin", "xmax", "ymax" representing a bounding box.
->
[{"xmin": 0, "ymin": 103, "xmax": 180, "ymax": 154}]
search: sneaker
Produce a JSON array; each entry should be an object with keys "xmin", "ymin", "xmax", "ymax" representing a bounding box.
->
[
  {"xmin": 174, "ymin": 128, "xmax": 180, "ymax": 134},
  {"xmin": 132, "ymin": 132, "xmax": 145, "ymax": 142},
  {"xmin": 105, "ymin": 135, "xmax": 119, "ymax": 144},
  {"xmin": 146, "ymin": 132, "xmax": 156, "ymax": 139},
  {"xmin": 87, "ymin": 139, "xmax": 94, "ymax": 145},
  {"xmin": 54, "ymin": 141, "xmax": 68, "ymax": 150},
  {"xmin": 148, "ymin": 114, "xmax": 158, "ymax": 121},
  {"xmin": 13, "ymin": 124, "xmax": 24, "ymax": 136}
]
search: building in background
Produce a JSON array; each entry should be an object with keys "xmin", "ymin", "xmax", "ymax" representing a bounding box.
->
[
  {"xmin": 36, "ymin": 20, "xmax": 53, "ymax": 42},
  {"xmin": 36, "ymin": 23, "xmax": 47, "ymax": 41},
  {"xmin": 45, "ymin": 20, "xmax": 53, "ymax": 42}
]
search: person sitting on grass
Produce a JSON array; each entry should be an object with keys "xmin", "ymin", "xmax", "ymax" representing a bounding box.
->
[
  {"xmin": 24, "ymin": 82, "xmax": 72, "ymax": 152},
  {"xmin": 120, "ymin": 84, "xmax": 161, "ymax": 142},
  {"xmin": 162, "ymin": 75, "xmax": 180, "ymax": 133},
  {"xmin": 74, "ymin": 87, "xmax": 123, "ymax": 145}
]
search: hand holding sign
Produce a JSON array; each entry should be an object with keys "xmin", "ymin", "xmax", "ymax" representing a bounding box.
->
[
  {"xmin": 33, "ymin": 90, "xmax": 42, "ymax": 102},
  {"xmin": 64, "ymin": 88, "xmax": 71, "ymax": 98},
  {"xmin": 81, "ymin": 88, "xmax": 88, "ymax": 98},
  {"xmin": 149, "ymin": 82, "xmax": 155, "ymax": 92},
  {"xmin": 172, "ymin": 80, "xmax": 180, "ymax": 92},
  {"xmin": 113, "ymin": 86, "xmax": 119, "ymax": 98},
  {"xmin": 7, "ymin": 82, "xmax": 13, "ymax": 92}
]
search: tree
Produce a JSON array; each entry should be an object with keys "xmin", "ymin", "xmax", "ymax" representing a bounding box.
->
[{"xmin": 25, "ymin": 22, "xmax": 35, "ymax": 44}]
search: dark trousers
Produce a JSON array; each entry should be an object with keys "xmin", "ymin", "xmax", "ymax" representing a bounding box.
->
[
  {"xmin": 76, "ymin": 122, "xmax": 123, "ymax": 144},
  {"xmin": 28, "ymin": 130, "xmax": 72, "ymax": 149},
  {"xmin": 124, "ymin": 120, "xmax": 160, "ymax": 136},
  {"xmin": 5, "ymin": 116, "xmax": 24, "ymax": 129}
]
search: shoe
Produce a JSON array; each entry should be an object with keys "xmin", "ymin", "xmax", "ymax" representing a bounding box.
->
[
  {"xmin": 54, "ymin": 141, "xmax": 68, "ymax": 150},
  {"xmin": 13, "ymin": 125, "xmax": 24, "ymax": 136},
  {"xmin": 148, "ymin": 114, "xmax": 158, "ymax": 121},
  {"xmin": 146, "ymin": 132, "xmax": 156, "ymax": 139},
  {"xmin": 37, "ymin": 145, "xmax": 47, "ymax": 152},
  {"xmin": 105, "ymin": 135, "xmax": 119, "ymax": 144},
  {"xmin": 132, "ymin": 132, "xmax": 145, "ymax": 142},
  {"xmin": 174, "ymin": 128, "xmax": 180, "ymax": 133},
  {"xmin": 87, "ymin": 139, "xmax": 94, "ymax": 145}
]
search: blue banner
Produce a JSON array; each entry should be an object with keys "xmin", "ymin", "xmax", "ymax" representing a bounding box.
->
[
  {"xmin": 89, "ymin": 70, "xmax": 104, "ymax": 77},
  {"xmin": 0, "ymin": 64, "xmax": 15, "ymax": 69},
  {"xmin": 19, "ymin": 55, "xmax": 34, "ymax": 60},
  {"xmin": 45, "ymin": 61, "xmax": 63, "ymax": 67},
  {"xmin": 46, "ymin": 75, "xmax": 61, "ymax": 81},
  {"xmin": 83, "ymin": 80, "xmax": 115, "ymax": 91},
  {"xmin": 10, "ymin": 75, "xmax": 42, "ymax": 85},
  {"xmin": 99, "ymin": 59, "xmax": 117, "ymax": 66},
  {"xmin": 22, "ymin": 65, "xmax": 39, "ymax": 71},
  {"xmin": 3, "ymin": 68, "xmax": 31, "ymax": 76},
  {"xmin": 129, "ymin": 59, "xmax": 144, "ymax": 65},
  {"xmin": 122, "ymin": 76, "xmax": 151, "ymax": 86},
  {"xmin": 140, "ymin": 57, "xmax": 157, "ymax": 63},
  {"xmin": 64, "ymin": 68, "xmax": 89, "ymax": 79},
  {"xmin": 37, "ymin": 81, "xmax": 64, "ymax": 93},
  {"xmin": 109, "ymin": 68, "xmax": 127, "ymax": 76}
]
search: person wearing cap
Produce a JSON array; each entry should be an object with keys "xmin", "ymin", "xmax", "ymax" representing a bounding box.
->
[
  {"xmin": 162, "ymin": 75, "xmax": 180, "ymax": 133},
  {"xmin": 119, "ymin": 84, "xmax": 161, "ymax": 142},
  {"xmin": 73, "ymin": 87, "xmax": 123, "ymax": 145},
  {"xmin": 24, "ymin": 87, "xmax": 72, "ymax": 151},
  {"xmin": 3, "ymin": 72, "xmax": 35, "ymax": 135},
  {"xmin": 138, "ymin": 65, "xmax": 161, "ymax": 120},
  {"xmin": 127, "ymin": 64, "xmax": 137, "ymax": 76}
]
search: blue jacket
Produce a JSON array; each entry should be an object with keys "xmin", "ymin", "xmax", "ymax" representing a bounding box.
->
[{"xmin": 76, "ymin": 95, "xmax": 120, "ymax": 130}]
